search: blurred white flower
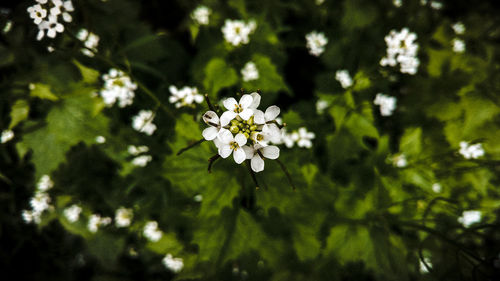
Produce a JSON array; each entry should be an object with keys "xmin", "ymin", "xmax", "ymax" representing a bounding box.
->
[
  {"xmin": 430, "ymin": 1, "xmax": 443, "ymax": 10},
  {"xmin": 306, "ymin": 31, "xmax": 328, "ymax": 57},
  {"xmin": 220, "ymin": 94, "xmax": 255, "ymax": 124},
  {"xmin": 64, "ymin": 204, "xmax": 82, "ymax": 223},
  {"xmin": 241, "ymin": 62, "xmax": 259, "ymax": 82},
  {"xmin": 374, "ymin": 93, "xmax": 397, "ymax": 116},
  {"xmin": 132, "ymin": 155, "xmax": 152, "ymax": 167},
  {"xmin": 458, "ymin": 210, "xmax": 481, "ymax": 227},
  {"xmin": 143, "ymin": 221, "xmax": 163, "ymax": 242},
  {"xmin": 191, "ymin": 5, "xmax": 211, "ymax": 25},
  {"xmin": 128, "ymin": 145, "xmax": 149, "ymax": 156},
  {"xmin": 95, "ymin": 135, "xmax": 106, "ymax": 144},
  {"xmin": 290, "ymin": 127, "xmax": 315, "ymax": 148},
  {"xmin": 335, "ymin": 70, "xmax": 353, "ymax": 89},
  {"xmin": 243, "ymin": 144, "xmax": 280, "ymax": 172},
  {"xmin": 316, "ymin": 99, "xmax": 329, "ymax": 114},
  {"xmin": 452, "ymin": 22, "xmax": 465, "ymax": 34},
  {"xmin": 27, "ymin": 4, "xmax": 47, "ymax": 25},
  {"xmin": 432, "ymin": 183, "xmax": 442, "ymax": 193},
  {"xmin": 459, "ymin": 141, "xmax": 484, "ymax": 159},
  {"xmin": 393, "ymin": 0, "xmax": 403, "ymax": 7},
  {"xmin": 452, "ymin": 38, "xmax": 465, "ymax": 53},
  {"xmin": 88, "ymin": 214, "xmax": 112, "ymax": 233},
  {"xmin": 77, "ymin": 28, "xmax": 99, "ymax": 57},
  {"xmin": 115, "ymin": 207, "xmax": 133, "ymax": 228},
  {"xmin": 169, "ymin": 86, "xmax": 203, "ymax": 108},
  {"xmin": 1, "ymin": 130, "xmax": 14, "ymax": 143},
  {"xmin": 380, "ymin": 28, "xmax": 419, "ymax": 75},
  {"xmin": 132, "ymin": 110, "xmax": 157, "ymax": 136},
  {"xmin": 221, "ymin": 19, "xmax": 256, "ymax": 46},
  {"xmin": 50, "ymin": 0, "xmax": 74, "ymax": 22},
  {"xmin": 194, "ymin": 194, "xmax": 203, "ymax": 202},
  {"xmin": 392, "ymin": 154, "xmax": 407, "ymax": 168},
  {"xmin": 37, "ymin": 175, "xmax": 54, "ymax": 191},
  {"xmin": 100, "ymin": 69, "xmax": 137, "ymax": 107},
  {"xmin": 3, "ymin": 20, "xmax": 13, "ymax": 34},
  {"xmin": 163, "ymin": 254, "xmax": 184, "ymax": 273}
]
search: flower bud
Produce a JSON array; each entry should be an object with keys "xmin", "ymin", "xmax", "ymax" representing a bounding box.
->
[
  {"xmin": 230, "ymin": 125, "xmax": 240, "ymax": 134},
  {"xmin": 250, "ymin": 125, "xmax": 258, "ymax": 131},
  {"xmin": 243, "ymin": 132, "xmax": 250, "ymax": 139}
]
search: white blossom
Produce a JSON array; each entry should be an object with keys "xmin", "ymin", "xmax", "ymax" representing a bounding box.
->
[
  {"xmin": 374, "ymin": 93, "xmax": 397, "ymax": 116},
  {"xmin": 3, "ymin": 20, "xmax": 12, "ymax": 34},
  {"xmin": 163, "ymin": 254, "xmax": 184, "ymax": 273},
  {"xmin": 452, "ymin": 38, "xmax": 465, "ymax": 53},
  {"xmin": 452, "ymin": 22, "xmax": 465, "ymax": 34},
  {"xmin": 64, "ymin": 204, "xmax": 82, "ymax": 223},
  {"xmin": 169, "ymin": 86, "xmax": 203, "ymax": 108},
  {"xmin": 380, "ymin": 28, "xmax": 420, "ymax": 74},
  {"xmin": 128, "ymin": 145, "xmax": 149, "ymax": 155},
  {"xmin": 22, "ymin": 175, "xmax": 54, "ymax": 224},
  {"xmin": 37, "ymin": 175, "xmax": 54, "ymax": 191},
  {"xmin": 220, "ymin": 94, "xmax": 255, "ymax": 125},
  {"xmin": 143, "ymin": 221, "xmax": 163, "ymax": 242},
  {"xmin": 217, "ymin": 130, "xmax": 248, "ymax": 164},
  {"xmin": 432, "ymin": 183, "xmax": 442, "ymax": 193},
  {"xmin": 221, "ymin": 19, "xmax": 257, "ymax": 46},
  {"xmin": 243, "ymin": 144, "xmax": 280, "ymax": 172},
  {"xmin": 335, "ymin": 70, "xmax": 353, "ymax": 89},
  {"xmin": 253, "ymin": 105, "xmax": 282, "ymax": 144},
  {"xmin": 430, "ymin": 1, "xmax": 443, "ymax": 10},
  {"xmin": 88, "ymin": 214, "xmax": 112, "ymax": 233},
  {"xmin": 392, "ymin": 154, "xmax": 407, "ymax": 168},
  {"xmin": 76, "ymin": 28, "xmax": 99, "ymax": 57},
  {"xmin": 459, "ymin": 141, "xmax": 484, "ymax": 159},
  {"xmin": 115, "ymin": 207, "xmax": 133, "ymax": 228},
  {"xmin": 50, "ymin": 0, "xmax": 74, "ymax": 22},
  {"xmin": 27, "ymin": 4, "xmax": 47, "ymax": 25},
  {"xmin": 95, "ymin": 135, "xmax": 106, "ymax": 143},
  {"xmin": 132, "ymin": 155, "xmax": 152, "ymax": 167},
  {"xmin": 458, "ymin": 210, "xmax": 481, "ymax": 227},
  {"xmin": 194, "ymin": 194, "xmax": 203, "ymax": 202},
  {"xmin": 1, "ymin": 130, "xmax": 14, "ymax": 143},
  {"xmin": 202, "ymin": 111, "xmax": 223, "ymax": 141},
  {"xmin": 100, "ymin": 69, "xmax": 137, "ymax": 107},
  {"xmin": 316, "ymin": 99, "xmax": 329, "ymax": 114},
  {"xmin": 393, "ymin": 0, "xmax": 403, "ymax": 7},
  {"xmin": 191, "ymin": 6, "xmax": 211, "ymax": 25},
  {"xmin": 30, "ymin": 192, "xmax": 51, "ymax": 215},
  {"xmin": 241, "ymin": 62, "xmax": 259, "ymax": 82},
  {"xmin": 132, "ymin": 110, "xmax": 157, "ymax": 135},
  {"xmin": 306, "ymin": 31, "xmax": 328, "ymax": 57},
  {"xmin": 290, "ymin": 127, "xmax": 315, "ymax": 148}
]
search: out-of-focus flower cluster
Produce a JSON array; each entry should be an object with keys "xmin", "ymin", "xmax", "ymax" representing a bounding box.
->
[
  {"xmin": 169, "ymin": 85, "xmax": 204, "ymax": 108},
  {"xmin": 221, "ymin": 19, "xmax": 257, "ymax": 47},
  {"xmin": 27, "ymin": 0, "xmax": 74, "ymax": 40},
  {"xmin": 99, "ymin": 69, "xmax": 137, "ymax": 108},
  {"xmin": 380, "ymin": 28, "xmax": 420, "ymax": 74},
  {"xmin": 373, "ymin": 93, "xmax": 397, "ymax": 116},
  {"xmin": 305, "ymin": 31, "xmax": 328, "ymax": 57},
  {"xmin": 76, "ymin": 28, "xmax": 100, "ymax": 57},
  {"xmin": 22, "ymin": 175, "xmax": 54, "ymax": 224}
]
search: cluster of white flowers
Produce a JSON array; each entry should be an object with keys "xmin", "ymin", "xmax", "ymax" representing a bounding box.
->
[
  {"xmin": 451, "ymin": 22, "xmax": 466, "ymax": 53},
  {"xmin": 191, "ymin": 5, "xmax": 211, "ymax": 25},
  {"xmin": 241, "ymin": 62, "xmax": 259, "ymax": 82},
  {"xmin": 143, "ymin": 221, "xmax": 163, "ymax": 242},
  {"xmin": 100, "ymin": 69, "xmax": 137, "ymax": 108},
  {"xmin": 458, "ymin": 210, "xmax": 481, "ymax": 227},
  {"xmin": 22, "ymin": 175, "xmax": 54, "ymax": 224},
  {"xmin": 128, "ymin": 145, "xmax": 152, "ymax": 167},
  {"xmin": 393, "ymin": 0, "xmax": 403, "ymax": 7},
  {"xmin": 63, "ymin": 204, "xmax": 82, "ymax": 223},
  {"xmin": 27, "ymin": 0, "xmax": 74, "ymax": 40},
  {"xmin": 163, "ymin": 254, "xmax": 184, "ymax": 273},
  {"xmin": 374, "ymin": 93, "xmax": 397, "ymax": 116},
  {"xmin": 132, "ymin": 110, "xmax": 157, "ymax": 136},
  {"xmin": 115, "ymin": 207, "xmax": 133, "ymax": 228},
  {"xmin": 430, "ymin": 1, "xmax": 443, "ymax": 10},
  {"xmin": 169, "ymin": 85, "xmax": 204, "ymax": 108},
  {"xmin": 380, "ymin": 28, "xmax": 420, "ymax": 75},
  {"xmin": 221, "ymin": 19, "xmax": 257, "ymax": 47},
  {"xmin": 88, "ymin": 214, "xmax": 112, "ymax": 233},
  {"xmin": 281, "ymin": 127, "xmax": 316, "ymax": 149},
  {"xmin": 392, "ymin": 154, "xmax": 407, "ymax": 168},
  {"xmin": 316, "ymin": 99, "xmax": 329, "ymax": 114},
  {"xmin": 305, "ymin": 31, "xmax": 328, "ymax": 57},
  {"xmin": 335, "ymin": 70, "xmax": 353, "ymax": 89},
  {"xmin": 202, "ymin": 92, "xmax": 283, "ymax": 172},
  {"xmin": 1, "ymin": 129, "xmax": 14, "ymax": 143},
  {"xmin": 459, "ymin": 141, "xmax": 484, "ymax": 159},
  {"xmin": 76, "ymin": 28, "xmax": 99, "ymax": 57}
]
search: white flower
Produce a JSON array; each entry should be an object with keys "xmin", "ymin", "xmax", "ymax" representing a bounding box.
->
[
  {"xmin": 88, "ymin": 214, "xmax": 102, "ymax": 233},
  {"xmin": 392, "ymin": 154, "xmax": 407, "ymax": 168},
  {"xmin": 132, "ymin": 155, "xmax": 152, "ymax": 167},
  {"xmin": 459, "ymin": 141, "xmax": 484, "ymax": 159},
  {"xmin": 50, "ymin": 0, "xmax": 74, "ymax": 22},
  {"xmin": 316, "ymin": 99, "xmax": 329, "ymax": 114},
  {"xmin": 306, "ymin": 31, "xmax": 328, "ymax": 57},
  {"xmin": 221, "ymin": 19, "xmax": 257, "ymax": 46},
  {"xmin": 380, "ymin": 28, "xmax": 419, "ymax": 74},
  {"xmin": 191, "ymin": 5, "xmax": 211, "ymax": 25},
  {"xmin": 22, "ymin": 210, "xmax": 36, "ymax": 223},
  {"xmin": 95, "ymin": 136, "xmax": 106, "ymax": 143},
  {"xmin": 27, "ymin": 4, "xmax": 47, "ymax": 25},
  {"xmin": 452, "ymin": 38, "xmax": 465, "ymax": 53},
  {"xmin": 241, "ymin": 62, "xmax": 259, "ymax": 82},
  {"xmin": 452, "ymin": 22, "xmax": 465, "ymax": 35},
  {"xmin": 217, "ymin": 130, "xmax": 248, "ymax": 164},
  {"xmin": 43, "ymin": 15, "xmax": 65, "ymax": 38},
  {"xmin": 194, "ymin": 194, "xmax": 203, "ymax": 202},
  {"xmin": 335, "ymin": 70, "xmax": 353, "ymax": 89},
  {"xmin": 374, "ymin": 93, "xmax": 397, "ymax": 116},
  {"xmin": 220, "ymin": 94, "xmax": 255, "ymax": 125},
  {"xmin": 37, "ymin": 175, "xmax": 54, "ymax": 191},
  {"xmin": 243, "ymin": 144, "xmax": 280, "ymax": 172},
  {"xmin": 3, "ymin": 20, "xmax": 13, "ymax": 34},
  {"xmin": 291, "ymin": 127, "xmax": 315, "ymax": 148},
  {"xmin": 430, "ymin": 1, "xmax": 443, "ymax": 10},
  {"xmin": 36, "ymin": 0, "xmax": 48, "ymax": 4},
  {"xmin": 128, "ymin": 145, "xmax": 149, "ymax": 155},
  {"xmin": 168, "ymin": 86, "xmax": 203, "ymax": 108},
  {"xmin": 30, "ymin": 192, "xmax": 51, "ymax": 214},
  {"xmin": 1, "ymin": 130, "xmax": 14, "ymax": 143},
  {"xmin": 132, "ymin": 110, "xmax": 157, "ymax": 136},
  {"xmin": 432, "ymin": 183, "xmax": 442, "ymax": 193},
  {"xmin": 393, "ymin": 0, "xmax": 403, "ymax": 7},
  {"xmin": 458, "ymin": 210, "xmax": 481, "ymax": 227},
  {"xmin": 100, "ymin": 69, "xmax": 137, "ymax": 107},
  {"xmin": 202, "ymin": 111, "xmax": 223, "ymax": 141},
  {"xmin": 143, "ymin": 221, "xmax": 163, "ymax": 242},
  {"xmin": 115, "ymin": 207, "xmax": 133, "ymax": 228},
  {"xmin": 163, "ymin": 254, "xmax": 184, "ymax": 273},
  {"xmin": 64, "ymin": 204, "xmax": 82, "ymax": 223},
  {"xmin": 253, "ymin": 105, "xmax": 281, "ymax": 143},
  {"xmin": 77, "ymin": 28, "xmax": 99, "ymax": 57},
  {"xmin": 281, "ymin": 129, "xmax": 296, "ymax": 148},
  {"xmin": 315, "ymin": 0, "xmax": 325, "ymax": 5}
]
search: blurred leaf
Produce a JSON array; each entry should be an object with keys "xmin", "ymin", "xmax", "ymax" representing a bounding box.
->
[
  {"xmin": 203, "ymin": 58, "xmax": 238, "ymax": 99},
  {"xmin": 30, "ymin": 83, "xmax": 59, "ymax": 101},
  {"xmin": 73, "ymin": 60, "xmax": 99, "ymax": 84},
  {"xmin": 9, "ymin": 99, "xmax": 29, "ymax": 129}
]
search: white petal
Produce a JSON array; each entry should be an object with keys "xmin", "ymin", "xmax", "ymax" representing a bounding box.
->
[
  {"xmin": 242, "ymin": 145, "xmax": 255, "ymax": 159},
  {"xmin": 233, "ymin": 148, "xmax": 246, "ymax": 164},
  {"xmin": 251, "ymin": 155, "xmax": 265, "ymax": 172},
  {"xmin": 238, "ymin": 94, "xmax": 253, "ymax": 108},
  {"xmin": 234, "ymin": 133, "xmax": 248, "ymax": 146},
  {"xmin": 253, "ymin": 110, "xmax": 265, "ymax": 124},
  {"xmin": 203, "ymin": 111, "xmax": 219, "ymax": 125},
  {"xmin": 264, "ymin": 105, "xmax": 280, "ymax": 121},
  {"xmin": 213, "ymin": 137, "xmax": 222, "ymax": 148},
  {"xmin": 263, "ymin": 124, "xmax": 282, "ymax": 143},
  {"xmin": 219, "ymin": 145, "xmax": 232, "ymax": 158},
  {"xmin": 223, "ymin": 97, "xmax": 238, "ymax": 111},
  {"xmin": 249, "ymin": 92, "xmax": 261, "ymax": 109},
  {"xmin": 202, "ymin": 127, "xmax": 219, "ymax": 140},
  {"xmin": 238, "ymin": 108, "xmax": 253, "ymax": 120},
  {"xmin": 218, "ymin": 129, "xmax": 234, "ymax": 144},
  {"xmin": 261, "ymin": 146, "xmax": 280, "ymax": 159},
  {"xmin": 47, "ymin": 29, "xmax": 56, "ymax": 38},
  {"xmin": 220, "ymin": 111, "xmax": 237, "ymax": 126}
]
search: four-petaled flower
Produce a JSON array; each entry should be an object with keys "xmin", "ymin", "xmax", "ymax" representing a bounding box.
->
[
  {"xmin": 202, "ymin": 111, "xmax": 222, "ymax": 140},
  {"xmin": 217, "ymin": 129, "xmax": 248, "ymax": 164},
  {"xmin": 220, "ymin": 94, "xmax": 254, "ymax": 125}
]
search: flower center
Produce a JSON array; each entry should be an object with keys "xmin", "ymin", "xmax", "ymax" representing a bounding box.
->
[
  {"xmin": 230, "ymin": 141, "xmax": 239, "ymax": 150},
  {"xmin": 233, "ymin": 104, "xmax": 243, "ymax": 113}
]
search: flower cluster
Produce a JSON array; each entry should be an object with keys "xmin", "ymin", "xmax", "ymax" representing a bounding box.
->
[
  {"xmin": 27, "ymin": 0, "xmax": 74, "ymax": 40},
  {"xmin": 163, "ymin": 254, "xmax": 184, "ymax": 273},
  {"xmin": 132, "ymin": 110, "xmax": 157, "ymax": 136},
  {"xmin": 335, "ymin": 69, "xmax": 353, "ymax": 89},
  {"xmin": 22, "ymin": 175, "xmax": 54, "ymax": 224},
  {"xmin": 305, "ymin": 31, "xmax": 328, "ymax": 57},
  {"xmin": 76, "ymin": 28, "xmax": 100, "ymax": 57},
  {"xmin": 100, "ymin": 69, "xmax": 137, "ymax": 108},
  {"xmin": 459, "ymin": 141, "xmax": 484, "ymax": 159},
  {"xmin": 281, "ymin": 127, "xmax": 316, "ymax": 149},
  {"xmin": 451, "ymin": 22, "xmax": 466, "ymax": 53},
  {"xmin": 380, "ymin": 28, "xmax": 420, "ymax": 75},
  {"xmin": 128, "ymin": 145, "xmax": 152, "ymax": 167},
  {"xmin": 241, "ymin": 62, "xmax": 259, "ymax": 82},
  {"xmin": 88, "ymin": 214, "xmax": 112, "ymax": 233},
  {"xmin": 202, "ymin": 92, "xmax": 282, "ymax": 172},
  {"xmin": 1, "ymin": 129, "xmax": 14, "ymax": 143},
  {"xmin": 391, "ymin": 154, "xmax": 407, "ymax": 168},
  {"xmin": 221, "ymin": 19, "xmax": 257, "ymax": 46},
  {"xmin": 374, "ymin": 93, "xmax": 397, "ymax": 116},
  {"xmin": 115, "ymin": 207, "xmax": 133, "ymax": 228},
  {"xmin": 191, "ymin": 5, "xmax": 211, "ymax": 25},
  {"xmin": 63, "ymin": 204, "xmax": 82, "ymax": 222},
  {"xmin": 169, "ymin": 85, "xmax": 204, "ymax": 108},
  {"xmin": 143, "ymin": 221, "xmax": 163, "ymax": 242},
  {"xmin": 458, "ymin": 210, "xmax": 481, "ymax": 227}
]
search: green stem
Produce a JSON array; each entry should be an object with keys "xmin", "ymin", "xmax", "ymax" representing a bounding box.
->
[{"xmin": 177, "ymin": 138, "xmax": 205, "ymax": 156}]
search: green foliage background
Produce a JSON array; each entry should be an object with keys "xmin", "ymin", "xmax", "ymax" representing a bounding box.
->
[{"xmin": 1, "ymin": 0, "xmax": 500, "ymax": 280}]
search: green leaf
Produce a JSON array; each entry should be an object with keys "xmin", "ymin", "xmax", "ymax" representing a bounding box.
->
[
  {"xmin": 399, "ymin": 127, "xmax": 422, "ymax": 157},
  {"xmin": 73, "ymin": 60, "xmax": 99, "ymax": 84},
  {"xmin": 203, "ymin": 58, "xmax": 238, "ymax": 99},
  {"xmin": 30, "ymin": 83, "xmax": 59, "ymax": 101},
  {"xmin": 9, "ymin": 99, "xmax": 29, "ymax": 129},
  {"xmin": 341, "ymin": 0, "xmax": 377, "ymax": 30},
  {"xmin": 87, "ymin": 233, "xmax": 125, "ymax": 268},
  {"xmin": 242, "ymin": 54, "xmax": 289, "ymax": 102}
]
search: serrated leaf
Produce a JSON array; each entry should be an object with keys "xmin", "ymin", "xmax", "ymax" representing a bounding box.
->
[
  {"xmin": 203, "ymin": 58, "xmax": 238, "ymax": 99},
  {"xmin": 30, "ymin": 83, "xmax": 59, "ymax": 101}
]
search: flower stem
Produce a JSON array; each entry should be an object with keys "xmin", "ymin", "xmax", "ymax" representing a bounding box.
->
[
  {"xmin": 205, "ymin": 94, "xmax": 216, "ymax": 112},
  {"xmin": 177, "ymin": 138, "xmax": 205, "ymax": 156},
  {"xmin": 208, "ymin": 154, "xmax": 220, "ymax": 173},
  {"xmin": 245, "ymin": 160, "xmax": 260, "ymax": 189},
  {"xmin": 276, "ymin": 159, "xmax": 296, "ymax": 191}
]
